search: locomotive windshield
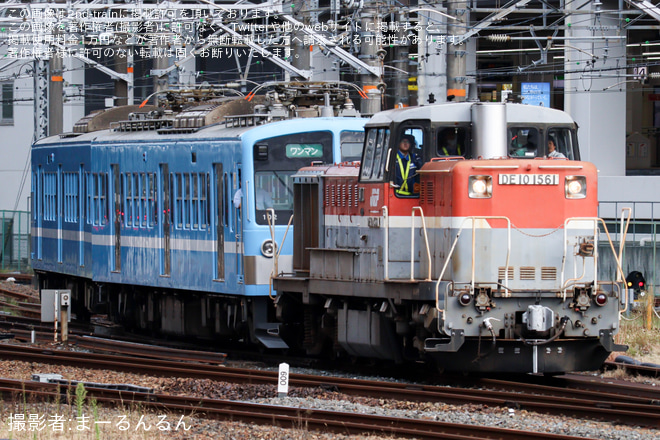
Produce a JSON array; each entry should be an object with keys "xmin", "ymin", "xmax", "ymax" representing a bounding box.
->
[{"xmin": 509, "ymin": 126, "xmax": 577, "ymax": 159}]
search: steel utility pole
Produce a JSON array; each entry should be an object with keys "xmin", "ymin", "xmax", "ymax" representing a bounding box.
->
[
  {"xmin": 447, "ymin": 0, "xmax": 467, "ymax": 102},
  {"xmin": 360, "ymin": 4, "xmax": 383, "ymax": 115}
]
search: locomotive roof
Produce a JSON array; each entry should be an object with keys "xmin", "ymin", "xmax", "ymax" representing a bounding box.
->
[
  {"xmin": 366, "ymin": 102, "xmax": 576, "ymax": 126},
  {"xmin": 33, "ymin": 116, "xmax": 366, "ymax": 147}
]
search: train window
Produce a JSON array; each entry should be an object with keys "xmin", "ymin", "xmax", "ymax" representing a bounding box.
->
[
  {"xmin": 340, "ymin": 130, "xmax": 365, "ymax": 162},
  {"xmin": 437, "ymin": 127, "xmax": 467, "ymax": 157},
  {"xmin": 43, "ymin": 172, "xmax": 57, "ymax": 222},
  {"xmin": 184, "ymin": 173, "xmax": 191, "ymax": 229},
  {"xmin": 174, "ymin": 173, "xmax": 183, "ymax": 229},
  {"xmin": 509, "ymin": 127, "xmax": 539, "ymax": 158},
  {"xmin": 63, "ymin": 172, "xmax": 79, "ymax": 223},
  {"xmin": 148, "ymin": 173, "xmax": 156, "ymax": 227},
  {"xmin": 546, "ymin": 128, "xmax": 576, "ymax": 160},
  {"xmin": 360, "ymin": 128, "xmax": 389, "ymax": 182},
  {"xmin": 392, "ymin": 128, "xmax": 424, "ymax": 197},
  {"xmin": 87, "ymin": 173, "xmax": 108, "ymax": 226},
  {"xmin": 192, "ymin": 175, "xmax": 199, "ymax": 229}
]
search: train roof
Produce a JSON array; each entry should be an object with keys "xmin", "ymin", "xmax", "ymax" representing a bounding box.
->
[
  {"xmin": 366, "ymin": 102, "xmax": 577, "ymax": 127},
  {"xmin": 33, "ymin": 116, "xmax": 367, "ymax": 147}
]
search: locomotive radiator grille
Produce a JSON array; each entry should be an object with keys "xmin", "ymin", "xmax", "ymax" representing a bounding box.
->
[
  {"xmin": 520, "ymin": 267, "xmax": 536, "ymax": 280},
  {"xmin": 541, "ymin": 267, "xmax": 557, "ymax": 281},
  {"xmin": 498, "ymin": 267, "xmax": 514, "ymax": 280},
  {"xmin": 420, "ymin": 181, "xmax": 435, "ymax": 205}
]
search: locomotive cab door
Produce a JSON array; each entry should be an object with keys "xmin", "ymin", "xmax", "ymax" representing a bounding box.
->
[{"xmin": 387, "ymin": 122, "xmax": 429, "ymax": 279}]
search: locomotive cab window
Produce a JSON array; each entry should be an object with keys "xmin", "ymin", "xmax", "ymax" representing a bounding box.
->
[
  {"xmin": 546, "ymin": 128, "xmax": 577, "ymax": 160},
  {"xmin": 392, "ymin": 127, "xmax": 424, "ymax": 197},
  {"xmin": 437, "ymin": 127, "xmax": 467, "ymax": 157},
  {"xmin": 509, "ymin": 127, "xmax": 540, "ymax": 158},
  {"xmin": 360, "ymin": 127, "xmax": 390, "ymax": 182}
]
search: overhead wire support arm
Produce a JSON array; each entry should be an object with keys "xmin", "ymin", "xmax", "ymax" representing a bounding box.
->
[
  {"xmin": 624, "ymin": 0, "xmax": 660, "ymax": 23},
  {"xmin": 455, "ymin": 0, "xmax": 533, "ymax": 45},
  {"xmin": 281, "ymin": 15, "xmax": 383, "ymax": 77}
]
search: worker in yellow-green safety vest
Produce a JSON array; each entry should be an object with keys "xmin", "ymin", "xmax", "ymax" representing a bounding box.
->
[
  {"xmin": 439, "ymin": 128, "xmax": 462, "ymax": 156},
  {"xmin": 395, "ymin": 135, "xmax": 422, "ymax": 196}
]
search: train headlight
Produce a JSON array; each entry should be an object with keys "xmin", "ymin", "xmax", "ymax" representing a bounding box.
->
[
  {"xmin": 468, "ymin": 176, "xmax": 492, "ymax": 198},
  {"xmin": 565, "ymin": 176, "xmax": 586, "ymax": 199},
  {"xmin": 595, "ymin": 293, "xmax": 608, "ymax": 306},
  {"xmin": 261, "ymin": 239, "xmax": 277, "ymax": 258}
]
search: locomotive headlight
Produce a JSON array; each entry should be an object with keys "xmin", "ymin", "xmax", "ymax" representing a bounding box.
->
[
  {"xmin": 261, "ymin": 239, "xmax": 277, "ymax": 258},
  {"xmin": 468, "ymin": 175, "xmax": 492, "ymax": 198},
  {"xmin": 565, "ymin": 176, "xmax": 586, "ymax": 199}
]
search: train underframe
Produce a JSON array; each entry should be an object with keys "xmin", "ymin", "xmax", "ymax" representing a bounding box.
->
[
  {"xmin": 272, "ymin": 278, "xmax": 627, "ymax": 374},
  {"xmin": 33, "ymin": 271, "xmax": 282, "ymax": 348}
]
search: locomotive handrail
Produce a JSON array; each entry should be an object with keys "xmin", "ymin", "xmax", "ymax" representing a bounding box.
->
[
  {"xmin": 560, "ymin": 214, "xmax": 630, "ymax": 308},
  {"xmin": 537, "ymin": 165, "xmax": 584, "ymax": 170},
  {"xmin": 383, "ymin": 206, "xmax": 389, "ymax": 280},
  {"xmin": 246, "ymin": 180, "xmax": 251, "ymax": 222},
  {"xmin": 410, "ymin": 207, "xmax": 432, "ymax": 281},
  {"xmin": 470, "ymin": 165, "xmax": 519, "ymax": 169},
  {"xmin": 435, "ymin": 216, "xmax": 512, "ymax": 312},
  {"xmin": 561, "ymin": 218, "xmax": 597, "ymax": 300}
]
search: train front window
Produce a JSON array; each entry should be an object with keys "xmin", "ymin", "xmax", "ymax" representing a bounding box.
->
[
  {"xmin": 547, "ymin": 128, "xmax": 577, "ymax": 160},
  {"xmin": 340, "ymin": 130, "xmax": 365, "ymax": 162},
  {"xmin": 253, "ymin": 131, "xmax": 333, "ymax": 225},
  {"xmin": 509, "ymin": 127, "xmax": 539, "ymax": 158}
]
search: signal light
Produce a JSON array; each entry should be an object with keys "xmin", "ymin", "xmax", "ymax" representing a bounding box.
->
[
  {"xmin": 595, "ymin": 293, "xmax": 608, "ymax": 306},
  {"xmin": 626, "ymin": 271, "xmax": 646, "ymax": 293}
]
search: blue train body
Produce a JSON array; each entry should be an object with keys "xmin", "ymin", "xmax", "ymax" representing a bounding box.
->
[{"xmin": 31, "ymin": 87, "xmax": 366, "ymax": 345}]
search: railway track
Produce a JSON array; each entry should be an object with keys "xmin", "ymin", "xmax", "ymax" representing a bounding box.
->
[
  {"xmin": 0, "ymin": 343, "xmax": 658, "ymax": 429},
  {"xmin": 0, "ymin": 377, "xmax": 601, "ymax": 440}
]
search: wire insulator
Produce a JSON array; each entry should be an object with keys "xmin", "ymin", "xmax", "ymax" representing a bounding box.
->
[
  {"xmin": 648, "ymin": 72, "xmax": 660, "ymax": 79},
  {"xmin": 488, "ymin": 34, "xmax": 511, "ymax": 43}
]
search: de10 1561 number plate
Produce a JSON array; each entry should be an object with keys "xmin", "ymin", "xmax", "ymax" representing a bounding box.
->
[{"xmin": 498, "ymin": 174, "xmax": 559, "ymax": 185}]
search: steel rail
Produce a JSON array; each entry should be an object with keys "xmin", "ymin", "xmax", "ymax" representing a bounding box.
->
[
  {"xmin": 0, "ymin": 345, "xmax": 658, "ymax": 427},
  {"xmin": 0, "ymin": 378, "xmax": 598, "ymax": 440}
]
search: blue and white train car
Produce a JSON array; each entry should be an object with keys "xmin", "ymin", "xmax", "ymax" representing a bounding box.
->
[{"xmin": 31, "ymin": 85, "xmax": 366, "ymax": 347}]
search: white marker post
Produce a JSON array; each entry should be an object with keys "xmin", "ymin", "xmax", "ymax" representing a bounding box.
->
[{"xmin": 277, "ymin": 362, "xmax": 289, "ymax": 398}]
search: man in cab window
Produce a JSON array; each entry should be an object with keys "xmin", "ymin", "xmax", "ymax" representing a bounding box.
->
[{"xmin": 395, "ymin": 134, "xmax": 422, "ymax": 196}]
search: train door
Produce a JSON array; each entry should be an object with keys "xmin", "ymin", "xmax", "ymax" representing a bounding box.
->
[
  {"xmin": 35, "ymin": 166, "xmax": 42, "ymax": 260},
  {"xmin": 213, "ymin": 163, "xmax": 225, "ymax": 280},
  {"xmin": 389, "ymin": 122, "xmax": 427, "ymax": 279},
  {"xmin": 78, "ymin": 164, "xmax": 85, "ymax": 266},
  {"xmin": 159, "ymin": 163, "xmax": 170, "ymax": 276},
  {"xmin": 111, "ymin": 164, "xmax": 121, "ymax": 272},
  {"xmin": 57, "ymin": 164, "xmax": 63, "ymax": 263},
  {"xmin": 234, "ymin": 166, "xmax": 243, "ymax": 282}
]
